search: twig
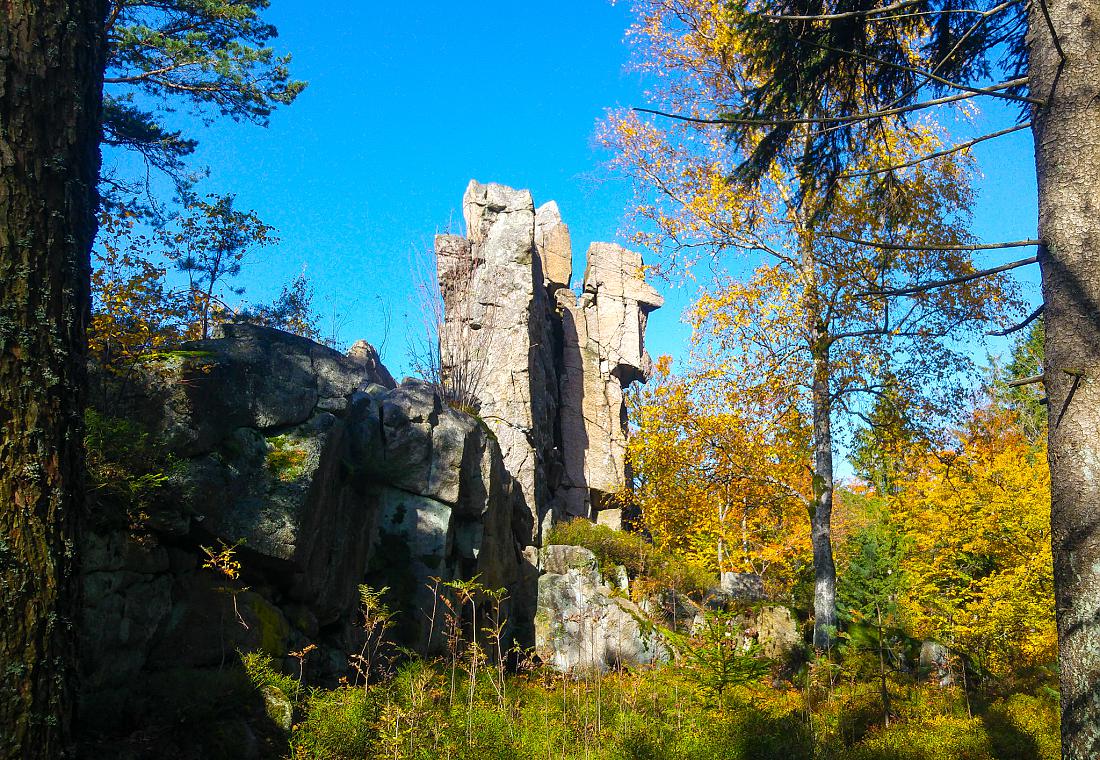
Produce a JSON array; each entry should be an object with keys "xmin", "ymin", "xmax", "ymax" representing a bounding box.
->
[
  {"xmin": 840, "ymin": 123, "xmax": 1032, "ymax": 179},
  {"xmin": 987, "ymin": 304, "xmax": 1043, "ymax": 336},
  {"xmin": 828, "ymin": 234, "xmax": 1040, "ymax": 252},
  {"xmin": 863, "ymin": 256, "xmax": 1038, "ymax": 297}
]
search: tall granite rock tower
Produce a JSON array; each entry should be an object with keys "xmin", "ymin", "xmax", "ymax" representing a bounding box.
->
[{"xmin": 434, "ymin": 180, "xmax": 663, "ymax": 544}]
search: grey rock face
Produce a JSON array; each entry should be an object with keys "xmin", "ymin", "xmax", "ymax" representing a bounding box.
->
[
  {"xmin": 920, "ymin": 641, "xmax": 955, "ymax": 686},
  {"xmin": 436, "ymin": 181, "xmax": 663, "ymax": 531},
  {"xmin": 82, "ymin": 325, "xmax": 531, "ymax": 697},
  {"xmin": 436, "ymin": 181, "xmax": 556, "ymax": 543},
  {"xmin": 534, "ymin": 545, "xmax": 668, "ymax": 673},
  {"xmin": 720, "ymin": 572, "xmax": 767, "ymax": 600},
  {"xmin": 559, "ymin": 243, "xmax": 664, "ymax": 522},
  {"xmin": 535, "ymin": 201, "xmax": 572, "ymax": 290},
  {"xmin": 755, "ymin": 605, "xmax": 801, "ymax": 659},
  {"xmin": 540, "ymin": 544, "xmax": 600, "ymax": 576}
]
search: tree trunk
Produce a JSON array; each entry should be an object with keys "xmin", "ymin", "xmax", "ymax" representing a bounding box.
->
[
  {"xmin": 810, "ymin": 335, "xmax": 837, "ymax": 650},
  {"xmin": 0, "ymin": 2, "xmax": 105, "ymax": 757},
  {"xmin": 1029, "ymin": 0, "xmax": 1100, "ymax": 755}
]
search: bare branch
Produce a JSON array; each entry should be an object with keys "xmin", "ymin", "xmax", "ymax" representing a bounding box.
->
[
  {"xmin": 987, "ymin": 303, "xmax": 1044, "ymax": 336},
  {"xmin": 761, "ymin": 0, "xmax": 922, "ymax": 21},
  {"xmin": 826, "ymin": 233, "xmax": 1041, "ymax": 252},
  {"xmin": 864, "ymin": 256, "xmax": 1038, "ymax": 297},
  {"xmin": 1006, "ymin": 374, "xmax": 1044, "ymax": 388},
  {"xmin": 632, "ymin": 78, "xmax": 1026, "ymax": 128},
  {"xmin": 839, "ymin": 123, "xmax": 1032, "ymax": 179}
]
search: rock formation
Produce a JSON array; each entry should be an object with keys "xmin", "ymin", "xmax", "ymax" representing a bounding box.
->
[
  {"xmin": 79, "ymin": 181, "xmax": 670, "ymax": 751},
  {"xmin": 82, "ymin": 324, "xmax": 530, "ymax": 700},
  {"xmin": 435, "ymin": 180, "xmax": 663, "ymax": 539},
  {"xmin": 534, "ymin": 546, "xmax": 669, "ymax": 672}
]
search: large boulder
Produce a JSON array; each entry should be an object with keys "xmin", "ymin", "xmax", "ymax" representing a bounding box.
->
[
  {"xmin": 81, "ymin": 326, "xmax": 532, "ymax": 693},
  {"xmin": 534, "ymin": 545, "xmax": 668, "ymax": 673},
  {"xmin": 126, "ymin": 323, "xmax": 394, "ymax": 457},
  {"xmin": 755, "ymin": 606, "xmax": 801, "ymax": 659}
]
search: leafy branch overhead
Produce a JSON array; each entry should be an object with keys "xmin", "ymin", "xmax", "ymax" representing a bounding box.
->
[{"xmin": 102, "ymin": 0, "xmax": 307, "ymax": 201}]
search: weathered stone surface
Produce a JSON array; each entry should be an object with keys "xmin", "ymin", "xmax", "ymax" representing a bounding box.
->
[
  {"xmin": 581, "ymin": 242, "xmax": 664, "ymax": 382},
  {"xmin": 177, "ymin": 414, "xmax": 338, "ymax": 562},
  {"xmin": 920, "ymin": 641, "xmax": 955, "ymax": 686},
  {"xmin": 560, "ymin": 243, "xmax": 664, "ymax": 519},
  {"xmin": 120, "ymin": 323, "xmax": 392, "ymax": 457},
  {"xmin": 540, "ymin": 544, "xmax": 599, "ymax": 576},
  {"xmin": 596, "ymin": 508, "xmax": 623, "ymax": 531},
  {"xmin": 720, "ymin": 571, "xmax": 766, "ymax": 600},
  {"xmin": 437, "ymin": 182, "xmax": 663, "ymax": 529},
  {"xmin": 435, "ymin": 180, "xmax": 561, "ymax": 543},
  {"xmin": 756, "ymin": 606, "xmax": 801, "ymax": 659},
  {"xmin": 145, "ymin": 581, "xmax": 292, "ymax": 671},
  {"xmin": 535, "ymin": 201, "xmax": 572, "ymax": 290},
  {"xmin": 535, "ymin": 546, "xmax": 668, "ymax": 672},
  {"xmin": 82, "ymin": 323, "xmax": 535, "ymax": 710},
  {"xmin": 261, "ymin": 686, "xmax": 294, "ymax": 732}
]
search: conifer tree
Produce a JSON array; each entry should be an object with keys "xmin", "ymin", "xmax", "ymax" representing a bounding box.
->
[{"xmin": 0, "ymin": 1, "xmax": 106, "ymax": 755}]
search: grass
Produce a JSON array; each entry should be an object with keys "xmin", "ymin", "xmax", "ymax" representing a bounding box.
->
[{"xmin": 237, "ymin": 653, "xmax": 1059, "ymax": 760}]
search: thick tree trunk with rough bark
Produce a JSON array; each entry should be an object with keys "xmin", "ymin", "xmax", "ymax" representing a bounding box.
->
[
  {"xmin": 0, "ymin": 2, "xmax": 105, "ymax": 757},
  {"xmin": 810, "ymin": 340, "xmax": 837, "ymax": 650},
  {"xmin": 1029, "ymin": 0, "xmax": 1100, "ymax": 756}
]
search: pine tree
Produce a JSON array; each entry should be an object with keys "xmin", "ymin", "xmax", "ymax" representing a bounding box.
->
[{"xmin": 0, "ymin": 1, "xmax": 106, "ymax": 755}]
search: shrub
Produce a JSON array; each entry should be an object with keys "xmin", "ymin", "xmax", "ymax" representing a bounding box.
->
[
  {"xmin": 846, "ymin": 715, "xmax": 993, "ymax": 760},
  {"xmin": 84, "ymin": 408, "xmax": 172, "ymax": 527},
  {"xmin": 546, "ymin": 519, "xmax": 715, "ymax": 598}
]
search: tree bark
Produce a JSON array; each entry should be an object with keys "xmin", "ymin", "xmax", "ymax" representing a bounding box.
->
[
  {"xmin": 810, "ymin": 338, "xmax": 838, "ymax": 650},
  {"xmin": 0, "ymin": 2, "xmax": 105, "ymax": 757},
  {"xmin": 1030, "ymin": 0, "xmax": 1100, "ymax": 755}
]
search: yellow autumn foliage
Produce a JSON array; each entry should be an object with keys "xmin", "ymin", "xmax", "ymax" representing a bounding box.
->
[
  {"xmin": 891, "ymin": 405, "xmax": 1055, "ymax": 678},
  {"xmin": 629, "ymin": 356, "xmax": 813, "ymax": 592}
]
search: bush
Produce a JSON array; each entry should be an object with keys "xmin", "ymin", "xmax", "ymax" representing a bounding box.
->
[
  {"xmin": 845, "ymin": 715, "xmax": 993, "ymax": 760},
  {"xmin": 84, "ymin": 408, "xmax": 172, "ymax": 527},
  {"xmin": 545, "ymin": 519, "xmax": 715, "ymax": 598},
  {"xmin": 984, "ymin": 693, "xmax": 1061, "ymax": 760}
]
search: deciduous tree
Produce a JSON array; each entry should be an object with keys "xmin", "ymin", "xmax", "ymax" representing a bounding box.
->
[
  {"xmin": 647, "ymin": 0, "xmax": 1095, "ymax": 748},
  {"xmin": 891, "ymin": 403, "xmax": 1056, "ymax": 683},
  {"xmin": 603, "ymin": 2, "xmax": 1020, "ymax": 647},
  {"xmin": 629, "ymin": 356, "xmax": 813, "ymax": 591}
]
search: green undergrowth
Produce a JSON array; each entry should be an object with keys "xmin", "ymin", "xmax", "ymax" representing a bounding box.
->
[
  {"xmin": 545, "ymin": 518, "xmax": 715, "ymax": 599},
  {"xmin": 240, "ymin": 653, "xmax": 1059, "ymax": 760},
  {"xmin": 84, "ymin": 408, "xmax": 175, "ymax": 528}
]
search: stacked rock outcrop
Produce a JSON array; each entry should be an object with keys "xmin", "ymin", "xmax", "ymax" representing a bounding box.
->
[
  {"xmin": 82, "ymin": 324, "xmax": 530, "ymax": 701},
  {"xmin": 434, "ymin": 180, "xmax": 663, "ymax": 539}
]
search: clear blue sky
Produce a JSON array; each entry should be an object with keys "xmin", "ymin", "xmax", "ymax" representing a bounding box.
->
[{"xmin": 117, "ymin": 0, "xmax": 1041, "ymax": 380}]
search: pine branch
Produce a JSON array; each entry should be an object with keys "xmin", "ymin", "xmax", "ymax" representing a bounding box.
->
[
  {"xmin": 826, "ymin": 234, "xmax": 1041, "ymax": 251},
  {"xmin": 632, "ymin": 79, "xmax": 1026, "ymax": 128}
]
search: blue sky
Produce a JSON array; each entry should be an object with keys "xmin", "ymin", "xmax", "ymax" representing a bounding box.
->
[{"xmin": 108, "ymin": 0, "xmax": 1041, "ymax": 380}]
